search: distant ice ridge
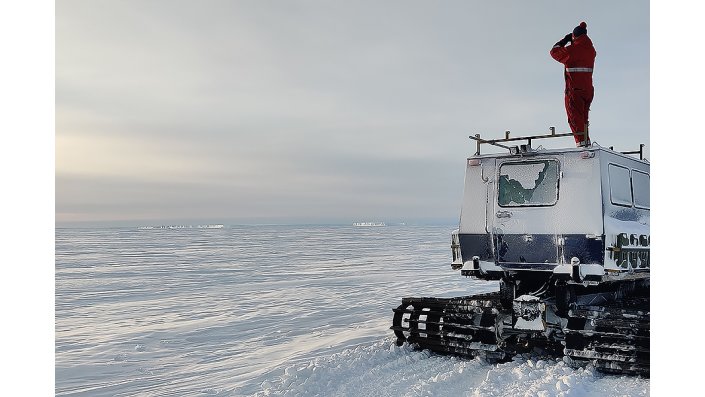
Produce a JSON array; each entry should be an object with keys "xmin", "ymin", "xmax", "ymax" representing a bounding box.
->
[
  {"xmin": 353, "ymin": 222, "xmax": 386, "ymax": 227},
  {"xmin": 137, "ymin": 224, "xmax": 224, "ymax": 230}
]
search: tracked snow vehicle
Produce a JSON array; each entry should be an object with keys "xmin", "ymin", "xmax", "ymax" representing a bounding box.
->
[{"xmin": 392, "ymin": 129, "xmax": 650, "ymax": 376}]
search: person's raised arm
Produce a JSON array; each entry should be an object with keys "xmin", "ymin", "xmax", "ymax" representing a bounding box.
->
[{"xmin": 550, "ymin": 33, "xmax": 572, "ymax": 63}]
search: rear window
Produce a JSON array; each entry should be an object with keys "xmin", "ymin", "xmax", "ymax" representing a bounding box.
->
[{"xmin": 498, "ymin": 160, "xmax": 559, "ymax": 207}]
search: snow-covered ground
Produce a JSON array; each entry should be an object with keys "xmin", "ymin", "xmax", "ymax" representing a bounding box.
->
[
  {"xmin": 254, "ymin": 341, "xmax": 649, "ymax": 397},
  {"xmin": 55, "ymin": 225, "xmax": 650, "ymax": 396}
]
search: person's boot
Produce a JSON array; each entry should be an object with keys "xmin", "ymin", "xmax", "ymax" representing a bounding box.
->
[{"xmin": 576, "ymin": 133, "xmax": 590, "ymax": 147}]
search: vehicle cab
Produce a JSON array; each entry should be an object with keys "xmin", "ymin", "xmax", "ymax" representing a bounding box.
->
[{"xmin": 451, "ymin": 131, "xmax": 649, "ymax": 286}]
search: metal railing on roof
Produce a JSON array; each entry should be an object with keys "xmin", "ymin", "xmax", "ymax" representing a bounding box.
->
[{"xmin": 469, "ymin": 127, "xmax": 645, "ymax": 160}]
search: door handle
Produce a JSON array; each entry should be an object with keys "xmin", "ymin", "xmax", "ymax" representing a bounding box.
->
[{"xmin": 496, "ymin": 210, "xmax": 512, "ymax": 218}]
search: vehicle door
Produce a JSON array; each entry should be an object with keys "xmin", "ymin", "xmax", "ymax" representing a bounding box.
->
[{"xmin": 492, "ymin": 156, "xmax": 562, "ymax": 267}]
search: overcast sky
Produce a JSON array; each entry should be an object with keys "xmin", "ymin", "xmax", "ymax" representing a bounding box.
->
[{"xmin": 55, "ymin": 0, "xmax": 649, "ymax": 227}]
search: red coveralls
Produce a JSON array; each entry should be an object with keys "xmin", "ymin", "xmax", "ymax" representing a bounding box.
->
[{"xmin": 550, "ymin": 35, "xmax": 596, "ymax": 146}]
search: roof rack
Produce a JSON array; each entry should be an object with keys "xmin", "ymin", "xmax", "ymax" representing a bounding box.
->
[
  {"xmin": 610, "ymin": 144, "xmax": 645, "ymax": 160},
  {"xmin": 469, "ymin": 127, "xmax": 585, "ymax": 155},
  {"xmin": 469, "ymin": 128, "xmax": 646, "ymax": 160}
]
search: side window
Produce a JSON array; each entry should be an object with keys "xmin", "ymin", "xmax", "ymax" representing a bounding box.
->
[
  {"xmin": 609, "ymin": 164, "xmax": 632, "ymax": 206},
  {"xmin": 632, "ymin": 170, "xmax": 650, "ymax": 209},
  {"xmin": 498, "ymin": 160, "xmax": 559, "ymax": 207}
]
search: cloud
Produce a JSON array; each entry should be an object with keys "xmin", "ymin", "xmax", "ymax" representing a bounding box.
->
[{"xmin": 56, "ymin": 0, "xmax": 649, "ymax": 225}]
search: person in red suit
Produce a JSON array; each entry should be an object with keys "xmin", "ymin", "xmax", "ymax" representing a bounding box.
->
[{"xmin": 550, "ymin": 22, "xmax": 596, "ymax": 147}]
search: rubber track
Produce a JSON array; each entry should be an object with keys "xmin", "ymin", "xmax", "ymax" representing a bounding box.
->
[
  {"xmin": 564, "ymin": 297, "xmax": 650, "ymax": 377},
  {"xmin": 391, "ymin": 293, "xmax": 512, "ymax": 362},
  {"xmin": 392, "ymin": 293, "xmax": 650, "ymax": 377}
]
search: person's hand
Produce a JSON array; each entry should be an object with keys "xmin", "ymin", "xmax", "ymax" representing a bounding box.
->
[{"xmin": 556, "ymin": 33, "xmax": 572, "ymax": 47}]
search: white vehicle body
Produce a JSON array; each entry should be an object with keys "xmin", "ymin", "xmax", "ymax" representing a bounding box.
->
[{"xmin": 453, "ymin": 145, "xmax": 649, "ymax": 283}]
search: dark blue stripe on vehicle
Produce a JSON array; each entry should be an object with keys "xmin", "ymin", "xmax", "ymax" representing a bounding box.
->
[
  {"xmin": 458, "ymin": 233, "xmax": 605, "ymax": 268},
  {"xmin": 458, "ymin": 233, "xmax": 494, "ymax": 263},
  {"xmin": 495, "ymin": 234, "xmax": 557, "ymax": 264},
  {"xmin": 563, "ymin": 235, "xmax": 604, "ymax": 264}
]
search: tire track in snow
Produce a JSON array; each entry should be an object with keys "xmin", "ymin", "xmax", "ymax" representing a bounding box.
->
[{"xmin": 252, "ymin": 338, "xmax": 649, "ymax": 397}]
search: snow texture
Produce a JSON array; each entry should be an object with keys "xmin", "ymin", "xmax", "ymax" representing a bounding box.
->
[
  {"xmin": 255, "ymin": 341, "xmax": 648, "ymax": 397},
  {"xmin": 55, "ymin": 225, "xmax": 649, "ymax": 396}
]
